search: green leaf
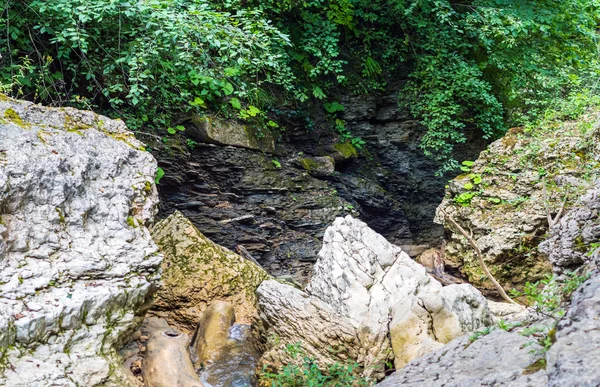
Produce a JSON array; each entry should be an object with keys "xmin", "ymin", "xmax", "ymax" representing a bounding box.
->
[
  {"xmin": 324, "ymin": 101, "xmax": 345, "ymax": 113},
  {"xmin": 223, "ymin": 67, "xmax": 240, "ymax": 77},
  {"xmin": 488, "ymin": 197, "xmax": 502, "ymax": 204},
  {"xmin": 190, "ymin": 97, "xmax": 207, "ymax": 108},
  {"xmin": 230, "ymin": 98, "xmax": 242, "ymax": 109},
  {"xmin": 155, "ymin": 167, "xmax": 165, "ymax": 184},
  {"xmin": 462, "ymin": 161, "xmax": 475, "ymax": 167},
  {"xmin": 176, "ymin": 125, "xmax": 185, "ymax": 131},
  {"xmin": 272, "ymin": 159, "xmax": 281, "ymax": 168},
  {"xmin": 312, "ymin": 86, "xmax": 326, "ymax": 99},
  {"xmin": 167, "ymin": 127, "xmax": 176, "ymax": 135},
  {"xmin": 247, "ymin": 105, "xmax": 261, "ymax": 117},
  {"xmin": 223, "ymin": 82, "xmax": 234, "ymax": 96},
  {"xmin": 463, "ymin": 183, "xmax": 474, "ymax": 190}
]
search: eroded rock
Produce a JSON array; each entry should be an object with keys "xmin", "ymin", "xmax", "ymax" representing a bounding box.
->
[
  {"xmin": 437, "ymin": 113, "xmax": 600, "ymax": 292},
  {"xmin": 377, "ymin": 330, "xmax": 547, "ymax": 387},
  {"xmin": 0, "ymin": 97, "xmax": 162, "ymax": 386},
  {"xmin": 256, "ymin": 280, "xmax": 364, "ymax": 375},
  {"xmin": 539, "ymin": 179, "xmax": 600, "ymax": 273},
  {"xmin": 189, "ymin": 115, "xmax": 276, "ymax": 153},
  {"xmin": 546, "ymin": 271, "xmax": 600, "ymax": 386},
  {"xmin": 259, "ymin": 216, "xmax": 492, "ymax": 379},
  {"xmin": 150, "ymin": 211, "xmax": 270, "ymax": 331},
  {"xmin": 191, "ymin": 301, "xmax": 235, "ymax": 368},
  {"xmin": 143, "ymin": 318, "xmax": 203, "ymax": 387}
]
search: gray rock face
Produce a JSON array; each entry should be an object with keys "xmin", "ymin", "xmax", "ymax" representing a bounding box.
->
[
  {"xmin": 539, "ymin": 179, "xmax": 600, "ymax": 273},
  {"xmin": 307, "ymin": 216, "xmax": 492, "ymax": 370},
  {"xmin": 258, "ymin": 216, "xmax": 492, "ymax": 378},
  {"xmin": 546, "ymin": 271, "xmax": 600, "ymax": 386},
  {"xmin": 255, "ymin": 280, "xmax": 364, "ymax": 374},
  {"xmin": 437, "ymin": 115, "xmax": 600, "ymax": 293},
  {"xmin": 156, "ymin": 84, "xmax": 486, "ymax": 284},
  {"xmin": 0, "ymin": 98, "xmax": 162, "ymax": 386},
  {"xmin": 377, "ymin": 330, "xmax": 547, "ymax": 387}
]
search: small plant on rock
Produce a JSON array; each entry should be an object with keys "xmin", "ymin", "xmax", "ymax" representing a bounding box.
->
[
  {"xmin": 510, "ymin": 271, "xmax": 590, "ymax": 354},
  {"xmin": 259, "ymin": 343, "xmax": 370, "ymax": 387}
]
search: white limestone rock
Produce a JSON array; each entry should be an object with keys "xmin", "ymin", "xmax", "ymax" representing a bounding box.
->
[
  {"xmin": 259, "ymin": 216, "xmax": 492, "ymax": 377},
  {"xmin": 0, "ymin": 98, "xmax": 162, "ymax": 386},
  {"xmin": 256, "ymin": 280, "xmax": 364, "ymax": 376}
]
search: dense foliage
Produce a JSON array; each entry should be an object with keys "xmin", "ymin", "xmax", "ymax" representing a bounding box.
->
[{"xmin": 2, "ymin": 0, "xmax": 599, "ymax": 171}]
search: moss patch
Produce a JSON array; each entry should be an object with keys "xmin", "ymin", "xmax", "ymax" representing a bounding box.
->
[
  {"xmin": 3, "ymin": 108, "xmax": 28, "ymax": 127},
  {"xmin": 333, "ymin": 142, "xmax": 358, "ymax": 159},
  {"xmin": 300, "ymin": 158, "xmax": 319, "ymax": 172},
  {"xmin": 522, "ymin": 358, "xmax": 546, "ymax": 374}
]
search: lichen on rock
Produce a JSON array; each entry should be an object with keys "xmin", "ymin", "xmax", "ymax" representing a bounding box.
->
[
  {"xmin": 0, "ymin": 97, "xmax": 162, "ymax": 386},
  {"xmin": 437, "ymin": 111, "xmax": 600, "ymax": 293},
  {"xmin": 150, "ymin": 211, "xmax": 270, "ymax": 331}
]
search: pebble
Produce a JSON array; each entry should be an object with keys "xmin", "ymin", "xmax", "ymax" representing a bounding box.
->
[
  {"xmin": 139, "ymin": 335, "xmax": 149, "ymax": 342},
  {"xmin": 132, "ymin": 330, "xmax": 142, "ymax": 341}
]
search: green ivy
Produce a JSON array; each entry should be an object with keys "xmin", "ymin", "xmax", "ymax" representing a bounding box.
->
[{"xmin": 2, "ymin": 0, "xmax": 599, "ymax": 171}]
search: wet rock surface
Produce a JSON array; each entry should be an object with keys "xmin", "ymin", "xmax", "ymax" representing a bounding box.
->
[
  {"xmin": 0, "ymin": 97, "xmax": 162, "ymax": 386},
  {"xmin": 143, "ymin": 318, "xmax": 203, "ymax": 387}
]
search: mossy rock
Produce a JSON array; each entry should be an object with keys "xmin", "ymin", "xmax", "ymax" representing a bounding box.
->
[
  {"xmin": 297, "ymin": 156, "xmax": 335, "ymax": 177},
  {"xmin": 189, "ymin": 114, "xmax": 276, "ymax": 153},
  {"xmin": 332, "ymin": 142, "xmax": 358, "ymax": 161},
  {"xmin": 150, "ymin": 211, "xmax": 271, "ymax": 331}
]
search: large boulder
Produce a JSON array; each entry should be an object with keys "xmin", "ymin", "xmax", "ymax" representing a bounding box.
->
[
  {"xmin": 307, "ymin": 216, "xmax": 492, "ymax": 370},
  {"xmin": 377, "ymin": 330, "xmax": 547, "ymax": 387},
  {"xmin": 540, "ymin": 180, "xmax": 600, "ymax": 386},
  {"xmin": 150, "ymin": 211, "xmax": 270, "ymax": 331},
  {"xmin": 437, "ymin": 112, "xmax": 600, "ymax": 293},
  {"xmin": 259, "ymin": 216, "xmax": 492, "ymax": 378},
  {"xmin": 256, "ymin": 280, "xmax": 364, "ymax": 376},
  {"xmin": 0, "ymin": 98, "xmax": 162, "ymax": 386},
  {"xmin": 539, "ymin": 179, "xmax": 600, "ymax": 273},
  {"xmin": 189, "ymin": 115, "xmax": 276, "ymax": 153},
  {"xmin": 546, "ymin": 271, "xmax": 600, "ymax": 386}
]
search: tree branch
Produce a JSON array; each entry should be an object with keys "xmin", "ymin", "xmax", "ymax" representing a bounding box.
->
[{"xmin": 440, "ymin": 208, "xmax": 517, "ymax": 304}]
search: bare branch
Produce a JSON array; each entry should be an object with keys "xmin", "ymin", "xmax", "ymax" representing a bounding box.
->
[
  {"xmin": 440, "ymin": 208, "xmax": 517, "ymax": 304},
  {"xmin": 543, "ymin": 179, "xmax": 568, "ymax": 228}
]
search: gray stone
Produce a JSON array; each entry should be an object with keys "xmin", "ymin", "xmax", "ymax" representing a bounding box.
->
[
  {"xmin": 0, "ymin": 97, "xmax": 162, "ymax": 386},
  {"xmin": 306, "ymin": 216, "xmax": 493, "ymax": 370},
  {"xmin": 295, "ymin": 156, "xmax": 336, "ymax": 177},
  {"xmin": 258, "ymin": 216, "xmax": 492, "ymax": 379},
  {"xmin": 539, "ymin": 179, "xmax": 600, "ymax": 273},
  {"xmin": 437, "ymin": 118, "xmax": 600, "ymax": 292},
  {"xmin": 546, "ymin": 271, "xmax": 600, "ymax": 386},
  {"xmin": 255, "ymin": 280, "xmax": 364, "ymax": 375},
  {"xmin": 189, "ymin": 114, "xmax": 276, "ymax": 153},
  {"xmin": 377, "ymin": 330, "xmax": 547, "ymax": 387}
]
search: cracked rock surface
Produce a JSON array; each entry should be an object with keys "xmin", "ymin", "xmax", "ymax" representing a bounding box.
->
[
  {"xmin": 258, "ymin": 216, "xmax": 492, "ymax": 378},
  {"xmin": 377, "ymin": 329, "xmax": 547, "ymax": 387},
  {"xmin": 0, "ymin": 98, "xmax": 162, "ymax": 386}
]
